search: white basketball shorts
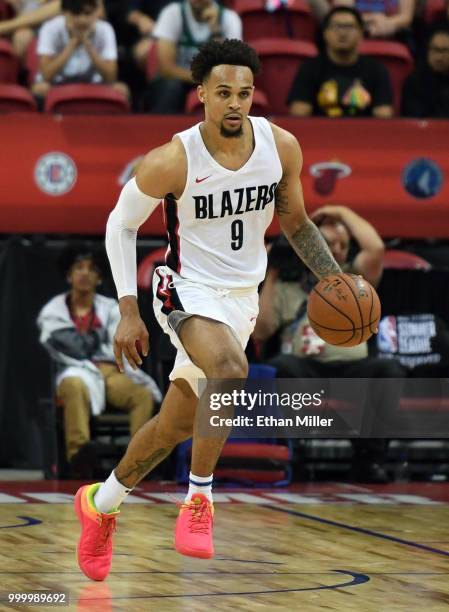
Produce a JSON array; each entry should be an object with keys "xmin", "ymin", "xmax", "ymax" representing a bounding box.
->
[{"xmin": 152, "ymin": 265, "xmax": 259, "ymax": 395}]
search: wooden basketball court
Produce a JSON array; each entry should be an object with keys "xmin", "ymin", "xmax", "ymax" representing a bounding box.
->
[{"xmin": 1, "ymin": 481, "xmax": 449, "ymax": 611}]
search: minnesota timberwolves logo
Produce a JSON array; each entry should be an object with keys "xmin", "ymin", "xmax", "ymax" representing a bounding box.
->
[
  {"xmin": 34, "ymin": 152, "xmax": 77, "ymax": 196},
  {"xmin": 402, "ymin": 158, "xmax": 443, "ymax": 199}
]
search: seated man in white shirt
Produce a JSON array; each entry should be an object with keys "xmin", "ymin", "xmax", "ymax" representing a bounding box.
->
[
  {"xmin": 31, "ymin": 0, "xmax": 129, "ymax": 101},
  {"xmin": 147, "ymin": 0, "xmax": 242, "ymax": 113},
  {"xmin": 37, "ymin": 243, "xmax": 161, "ymax": 478}
]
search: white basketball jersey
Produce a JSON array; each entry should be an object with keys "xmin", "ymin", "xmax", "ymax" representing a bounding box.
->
[{"xmin": 163, "ymin": 116, "xmax": 283, "ymax": 289}]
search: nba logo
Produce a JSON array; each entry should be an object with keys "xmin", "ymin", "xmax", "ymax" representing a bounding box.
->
[{"xmin": 377, "ymin": 315, "xmax": 398, "ymax": 353}]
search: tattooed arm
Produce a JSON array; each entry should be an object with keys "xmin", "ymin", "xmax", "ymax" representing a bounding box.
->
[{"xmin": 270, "ymin": 124, "xmax": 341, "ymax": 280}]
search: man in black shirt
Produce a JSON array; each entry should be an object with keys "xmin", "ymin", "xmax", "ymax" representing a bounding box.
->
[
  {"xmin": 288, "ymin": 7, "xmax": 393, "ymax": 118},
  {"xmin": 402, "ymin": 28, "xmax": 449, "ymax": 118},
  {"xmin": 126, "ymin": 0, "xmax": 171, "ymax": 69}
]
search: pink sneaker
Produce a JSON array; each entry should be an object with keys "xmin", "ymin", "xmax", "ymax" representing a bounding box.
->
[
  {"xmin": 74, "ymin": 483, "xmax": 119, "ymax": 581},
  {"xmin": 174, "ymin": 493, "xmax": 214, "ymax": 559}
]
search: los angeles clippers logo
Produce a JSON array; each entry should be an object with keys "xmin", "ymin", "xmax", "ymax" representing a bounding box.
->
[{"xmin": 34, "ymin": 152, "xmax": 77, "ymax": 196}]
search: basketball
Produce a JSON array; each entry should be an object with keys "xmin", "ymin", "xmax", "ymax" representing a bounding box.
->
[{"xmin": 307, "ymin": 273, "xmax": 381, "ymax": 347}]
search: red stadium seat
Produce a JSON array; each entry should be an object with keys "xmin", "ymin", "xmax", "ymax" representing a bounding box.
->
[
  {"xmin": 250, "ymin": 37, "xmax": 318, "ymax": 114},
  {"xmin": 0, "ymin": 39, "xmax": 18, "ymax": 83},
  {"xmin": 185, "ymin": 87, "xmax": 270, "ymax": 115},
  {"xmin": 145, "ymin": 40, "xmax": 159, "ymax": 81},
  {"xmin": 424, "ymin": 0, "xmax": 446, "ymax": 23},
  {"xmin": 137, "ymin": 247, "xmax": 167, "ymax": 290},
  {"xmin": 177, "ymin": 440, "xmax": 292, "ymax": 485},
  {"xmin": 25, "ymin": 37, "xmax": 39, "ymax": 86},
  {"xmin": 234, "ymin": 0, "xmax": 316, "ymax": 42},
  {"xmin": 0, "ymin": 0, "xmax": 15, "ymax": 20},
  {"xmin": 0, "ymin": 84, "xmax": 37, "ymax": 112},
  {"xmin": 383, "ymin": 249, "xmax": 432, "ymax": 270},
  {"xmin": 44, "ymin": 84, "xmax": 130, "ymax": 114},
  {"xmin": 359, "ymin": 40, "xmax": 414, "ymax": 114},
  {"xmin": 399, "ymin": 397, "xmax": 449, "ymax": 411}
]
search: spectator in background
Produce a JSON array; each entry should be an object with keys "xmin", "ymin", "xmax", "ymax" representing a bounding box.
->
[
  {"xmin": 31, "ymin": 0, "xmax": 129, "ymax": 101},
  {"xmin": 361, "ymin": 0, "xmax": 414, "ymax": 40},
  {"xmin": 307, "ymin": 0, "xmax": 415, "ymax": 40},
  {"xmin": 146, "ymin": 0, "xmax": 242, "ymax": 113},
  {"xmin": 402, "ymin": 28, "xmax": 449, "ymax": 117},
  {"xmin": 254, "ymin": 206, "xmax": 406, "ymax": 482},
  {"xmin": 0, "ymin": 0, "xmax": 60, "ymax": 66},
  {"xmin": 126, "ymin": 0, "xmax": 170, "ymax": 71},
  {"xmin": 37, "ymin": 243, "xmax": 161, "ymax": 479},
  {"xmin": 288, "ymin": 7, "xmax": 394, "ymax": 117}
]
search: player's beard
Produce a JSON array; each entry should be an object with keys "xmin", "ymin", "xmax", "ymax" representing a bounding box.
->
[{"xmin": 220, "ymin": 123, "xmax": 244, "ymax": 138}]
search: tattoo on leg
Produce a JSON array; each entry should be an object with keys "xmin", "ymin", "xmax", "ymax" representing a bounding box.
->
[
  {"xmin": 291, "ymin": 219, "xmax": 341, "ymax": 279},
  {"xmin": 116, "ymin": 448, "xmax": 171, "ymax": 482}
]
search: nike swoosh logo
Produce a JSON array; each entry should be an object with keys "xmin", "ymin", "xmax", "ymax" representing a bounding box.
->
[{"xmin": 195, "ymin": 175, "xmax": 211, "ymax": 183}]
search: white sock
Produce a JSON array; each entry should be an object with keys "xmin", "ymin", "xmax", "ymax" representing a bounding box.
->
[
  {"xmin": 93, "ymin": 470, "xmax": 132, "ymax": 513},
  {"xmin": 185, "ymin": 471, "xmax": 213, "ymax": 503}
]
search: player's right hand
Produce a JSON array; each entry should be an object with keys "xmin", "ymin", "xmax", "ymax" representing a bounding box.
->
[{"xmin": 113, "ymin": 314, "xmax": 149, "ymax": 372}]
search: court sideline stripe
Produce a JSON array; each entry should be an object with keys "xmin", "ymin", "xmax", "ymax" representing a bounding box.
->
[
  {"xmin": 75, "ymin": 570, "xmax": 369, "ymax": 599},
  {"xmin": 264, "ymin": 505, "xmax": 449, "ymax": 558}
]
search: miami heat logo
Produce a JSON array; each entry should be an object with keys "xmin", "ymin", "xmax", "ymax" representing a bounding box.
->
[{"xmin": 309, "ymin": 161, "xmax": 351, "ymax": 196}]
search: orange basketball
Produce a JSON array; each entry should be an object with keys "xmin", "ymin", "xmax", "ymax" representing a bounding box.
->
[{"xmin": 307, "ymin": 273, "xmax": 381, "ymax": 347}]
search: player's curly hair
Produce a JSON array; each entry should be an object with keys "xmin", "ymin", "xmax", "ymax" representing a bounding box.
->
[{"xmin": 190, "ymin": 39, "xmax": 261, "ymax": 85}]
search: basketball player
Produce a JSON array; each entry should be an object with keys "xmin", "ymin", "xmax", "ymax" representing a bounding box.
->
[{"xmin": 74, "ymin": 39, "xmax": 342, "ymax": 581}]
